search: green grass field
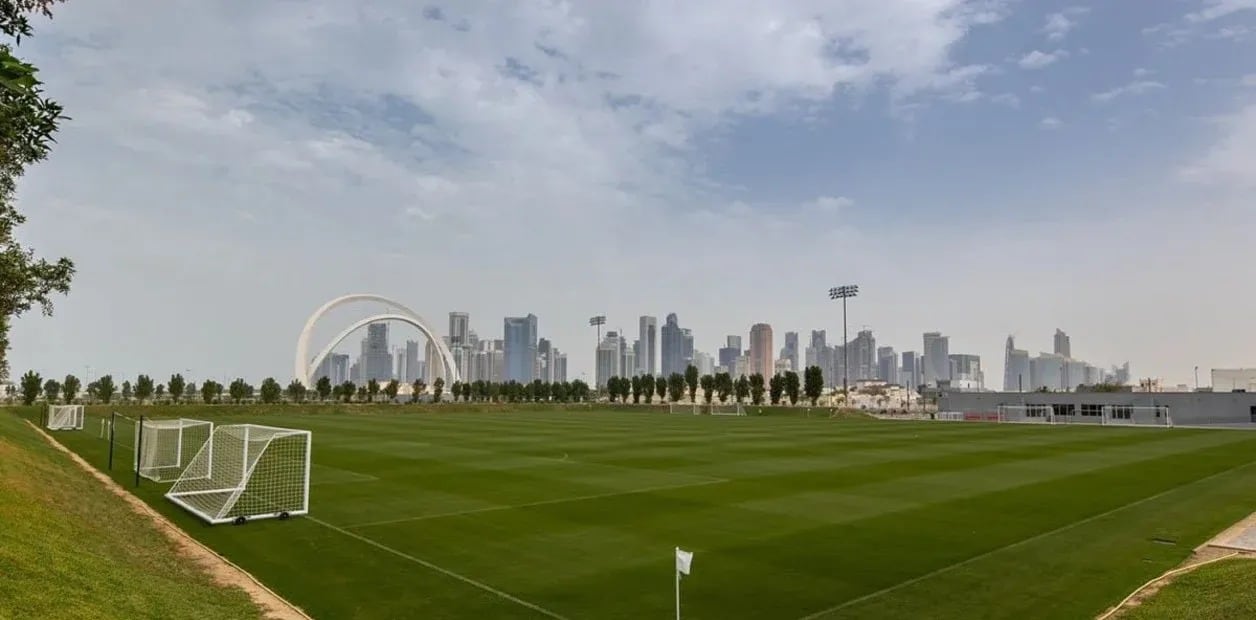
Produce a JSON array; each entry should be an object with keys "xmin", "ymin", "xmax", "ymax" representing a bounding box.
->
[{"xmin": 33, "ymin": 405, "xmax": 1256, "ymax": 619}]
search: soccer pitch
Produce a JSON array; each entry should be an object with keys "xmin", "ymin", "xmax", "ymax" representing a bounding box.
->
[{"xmin": 52, "ymin": 407, "xmax": 1256, "ymax": 619}]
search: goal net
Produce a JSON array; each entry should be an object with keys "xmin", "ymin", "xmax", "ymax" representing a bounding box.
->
[
  {"xmin": 709, "ymin": 403, "xmax": 746, "ymax": 416},
  {"xmin": 166, "ymin": 424, "xmax": 311, "ymax": 525},
  {"xmin": 46, "ymin": 405, "xmax": 84, "ymax": 431},
  {"xmin": 136, "ymin": 418, "xmax": 214, "ymax": 482},
  {"xmin": 997, "ymin": 405, "xmax": 1055, "ymax": 424},
  {"xmin": 669, "ymin": 402, "xmax": 699, "ymax": 415}
]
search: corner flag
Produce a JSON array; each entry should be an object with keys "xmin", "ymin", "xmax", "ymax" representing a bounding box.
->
[{"xmin": 675, "ymin": 548, "xmax": 694, "ymax": 575}]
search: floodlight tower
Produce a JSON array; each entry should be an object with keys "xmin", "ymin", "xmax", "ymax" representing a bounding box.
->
[
  {"xmin": 828, "ymin": 285, "xmax": 859, "ymax": 402},
  {"xmin": 589, "ymin": 315, "xmax": 606, "ymax": 348}
]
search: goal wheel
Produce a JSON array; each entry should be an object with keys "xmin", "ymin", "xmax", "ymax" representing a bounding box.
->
[
  {"xmin": 233, "ymin": 516, "xmax": 247, "ymax": 526},
  {"xmin": 279, "ymin": 512, "xmax": 290, "ymax": 520}
]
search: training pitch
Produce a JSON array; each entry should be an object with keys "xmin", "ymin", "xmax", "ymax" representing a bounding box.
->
[{"xmin": 52, "ymin": 406, "xmax": 1256, "ymax": 619}]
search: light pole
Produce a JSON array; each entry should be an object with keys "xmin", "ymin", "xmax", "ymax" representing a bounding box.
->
[
  {"xmin": 1194, "ymin": 366, "xmax": 1199, "ymax": 392},
  {"xmin": 828, "ymin": 284, "xmax": 859, "ymax": 404}
]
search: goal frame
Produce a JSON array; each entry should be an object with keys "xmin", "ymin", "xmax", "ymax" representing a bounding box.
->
[
  {"xmin": 669, "ymin": 402, "xmax": 699, "ymax": 415},
  {"xmin": 45, "ymin": 405, "xmax": 84, "ymax": 431},
  {"xmin": 135, "ymin": 418, "xmax": 215, "ymax": 482},
  {"xmin": 996, "ymin": 404, "xmax": 1055, "ymax": 424},
  {"xmin": 709, "ymin": 403, "xmax": 746, "ymax": 416},
  {"xmin": 166, "ymin": 424, "xmax": 312, "ymax": 525}
]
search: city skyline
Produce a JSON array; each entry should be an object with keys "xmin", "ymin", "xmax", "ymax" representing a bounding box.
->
[{"xmin": 7, "ymin": 1, "xmax": 1254, "ymax": 388}]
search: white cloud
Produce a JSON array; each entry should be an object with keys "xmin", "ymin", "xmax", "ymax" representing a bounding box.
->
[
  {"xmin": 1042, "ymin": 7, "xmax": 1089, "ymax": 41},
  {"xmin": 807, "ymin": 196, "xmax": 855, "ymax": 213},
  {"xmin": 1092, "ymin": 80, "xmax": 1167, "ymax": 103},
  {"xmin": 1133, "ymin": 67, "xmax": 1154, "ymax": 77},
  {"xmin": 1018, "ymin": 49, "xmax": 1067, "ymax": 70},
  {"xmin": 1180, "ymin": 104, "xmax": 1256, "ymax": 189},
  {"xmin": 1039, "ymin": 116, "xmax": 1063, "ymax": 129},
  {"xmin": 990, "ymin": 93, "xmax": 1020, "ymax": 107},
  {"xmin": 1243, "ymin": 74, "xmax": 1256, "ymax": 87},
  {"xmin": 1186, "ymin": 0, "xmax": 1256, "ymax": 23}
]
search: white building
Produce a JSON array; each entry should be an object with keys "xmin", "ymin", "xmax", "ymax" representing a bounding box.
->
[{"xmin": 1213, "ymin": 368, "xmax": 1256, "ymax": 392}]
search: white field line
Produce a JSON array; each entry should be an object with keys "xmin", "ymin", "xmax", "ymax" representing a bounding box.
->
[
  {"xmin": 796, "ymin": 459, "xmax": 1256, "ymax": 620},
  {"xmin": 309, "ymin": 516, "xmax": 567, "ymax": 620},
  {"xmin": 346, "ymin": 478, "xmax": 729, "ymax": 529}
]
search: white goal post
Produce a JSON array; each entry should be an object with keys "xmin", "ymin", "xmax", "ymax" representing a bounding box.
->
[
  {"xmin": 997, "ymin": 405, "xmax": 1055, "ymax": 424},
  {"xmin": 669, "ymin": 402, "xmax": 699, "ymax": 415},
  {"xmin": 997, "ymin": 404, "xmax": 1172, "ymax": 427},
  {"xmin": 709, "ymin": 403, "xmax": 746, "ymax": 416},
  {"xmin": 136, "ymin": 418, "xmax": 215, "ymax": 482},
  {"xmin": 46, "ymin": 405, "xmax": 84, "ymax": 431},
  {"xmin": 166, "ymin": 424, "xmax": 311, "ymax": 525}
]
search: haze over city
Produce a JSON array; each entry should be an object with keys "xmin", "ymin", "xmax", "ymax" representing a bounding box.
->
[{"xmin": 8, "ymin": 0, "xmax": 1255, "ymax": 387}]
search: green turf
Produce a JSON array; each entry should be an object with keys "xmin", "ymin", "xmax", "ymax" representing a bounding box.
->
[
  {"xmin": 31, "ymin": 405, "xmax": 1256, "ymax": 619},
  {"xmin": 0, "ymin": 411, "xmax": 260, "ymax": 620},
  {"xmin": 1121, "ymin": 558, "xmax": 1256, "ymax": 619}
]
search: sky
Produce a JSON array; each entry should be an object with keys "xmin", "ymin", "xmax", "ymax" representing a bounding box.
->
[{"xmin": 8, "ymin": 0, "xmax": 1256, "ymax": 388}]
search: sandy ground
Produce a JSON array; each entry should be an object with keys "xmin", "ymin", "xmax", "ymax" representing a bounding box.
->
[
  {"xmin": 1096, "ymin": 511, "xmax": 1256, "ymax": 619},
  {"xmin": 27, "ymin": 421, "xmax": 311, "ymax": 620}
]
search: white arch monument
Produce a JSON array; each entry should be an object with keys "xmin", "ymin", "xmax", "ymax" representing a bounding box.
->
[{"xmin": 294, "ymin": 294, "xmax": 459, "ymax": 388}]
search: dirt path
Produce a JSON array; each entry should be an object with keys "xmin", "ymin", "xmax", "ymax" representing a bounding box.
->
[
  {"xmin": 27, "ymin": 420, "xmax": 312, "ymax": 620},
  {"xmin": 1096, "ymin": 512, "xmax": 1256, "ymax": 619}
]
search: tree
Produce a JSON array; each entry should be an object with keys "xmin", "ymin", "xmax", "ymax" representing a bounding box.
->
[
  {"xmin": 135, "ymin": 374, "xmax": 154, "ymax": 403},
  {"xmin": 715, "ymin": 372, "xmax": 732, "ymax": 403},
  {"xmin": 630, "ymin": 376, "xmax": 642, "ymax": 404},
  {"xmin": 155, "ymin": 384, "xmax": 165, "ymax": 400},
  {"xmin": 383, "ymin": 379, "xmax": 399, "ymax": 402},
  {"xmin": 315, "ymin": 376, "xmax": 332, "ymax": 401},
  {"xmin": 286, "ymin": 380, "xmax": 307, "ymax": 403},
  {"xmin": 655, "ymin": 376, "xmax": 667, "ymax": 403},
  {"xmin": 570, "ymin": 379, "xmax": 590, "ymax": 402},
  {"xmin": 61, "ymin": 373, "xmax": 79, "ymax": 403},
  {"xmin": 769, "ymin": 374, "xmax": 784, "ymax": 405},
  {"xmin": 699, "ymin": 374, "xmax": 714, "ymax": 404},
  {"xmin": 339, "ymin": 381, "xmax": 355, "ymax": 403},
  {"xmin": 96, "ymin": 374, "xmax": 115, "ymax": 404},
  {"xmin": 734, "ymin": 375, "xmax": 750, "ymax": 404},
  {"xmin": 215, "ymin": 381, "xmax": 225, "ymax": 402},
  {"xmin": 433, "ymin": 377, "xmax": 445, "ymax": 403},
  {"xmin": 41, "ymin": 377, "xmax": 58, "ymax": 403},
  {"xmin": 367, "ymin": 378, "xmax": 380, "ymax": 403},
  {"xmin": 228, "ymin": 378, "xmax": 250, "ymax": 404},
  {"xmin": 803, "ymin": 366, "xmax": 824, "ymax": 406},
  {"xmin": 356, "ymin": 385, "xmax": 367, "ymax": 401},
  {"xmin": 186, "ymin": 382, "xmax": 196, "ymax": 401},
  {"xmin": 749, "ymin": 373, "xmax": 766, "ymax": 406},
  {"xmin": 257, "ymin": 378, "xmax": 280, "ymax": 404},
  {"xmin": 784, "ymin": 370, "xmax": 801, "ymax": 405},
  {"xmin": 685, "ymin": 364, "xmax": 699, "ymax": 402},
  {"xmin": 450, "ymin": 380, "xmax": 463, "ymax": 402},
  {"xmin": 200, "ymin": 380, "xmax": 217, "ymax": 404},
  {"xmin": 410, "ymin": 379, "xmax": 425, "ymax": 403},
  {"xmin": 462, "ymin": 381, "xmax": 472, "ymax": 402},
  {"xmin": 121, "ymin": 380, "xmax": 132, "ymax": 403},
  {"xmin": 607, "ymin": 377, "xmax": 621, "ymax": 403},
  {"xmin": 168, "ymin": 373, "xmax": 185, "ymax": 403},
  {"xmin": 19, "ymin": 369, "xmax": 39, "ymax": 404},
  {"xmin": 642, "ymin": 374, "xmax": 655, "ymax": 403},
  {"xmin": 0, "ymin": 1, "xmax": 75, "ymax": 384},
  {"xmin": 667, "ymin": 373, "xmax": 685, "ymax": 403}
]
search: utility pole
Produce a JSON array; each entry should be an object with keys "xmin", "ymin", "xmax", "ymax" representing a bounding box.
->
[{"xmin": 828, "ymin": 285, "xmax": 859, "ymax": 404}]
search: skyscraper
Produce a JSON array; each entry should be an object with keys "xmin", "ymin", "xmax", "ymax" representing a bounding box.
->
[
  {"xmin": 901, "ymin": 351, "xmax": 920, "ymax": 390},
  {"xmin": 1003, "ymin": 336, "xmax": 1031, "ymax": 392},
  {"xmin": 314, "ymin": 353, "xmax": 350, "ymax": 385},
  {"xmin": 554, "ymin": 353, "xmax": 567, "ymax": 383},
  {"xmin": 449, "ymin": 312, "xmax": 470, "ymax": 347},
  {"xmin": 405, "ymin": 340, "xmax": 421, "ymax": 383},
  {"xmin": 922, "ymin": 331, "xmax": 950, "ymax": 387},
  {"xmin": 596, "ymin": 330, "xmax": 622, "ymax": 388},
  {"xmin": 620, "ymin": 332, "xmax": 635, "ymax": 380},
  {"xmin": 660, "ymin": 313, "xmax": 684, "ymax": 376},
  {"xmin": 877, "ymin": 346, "xmax": 898, "ymax": 384},
  {"xmin": 638, "ymin": 316, "xmax": 657, "ymax": 376},
  {"xmin": 360, "ymin": 322, "xmax": 393, "ymax": 382},
  {"xmin": 538, "ymin": 338, "xmax": 553, "ymax": 383},
  {"xmin": 948, "ymin": 354, "xmax": 983, "ymax": 390},
  {"xmin": 718, "ymin": 336, "xmax": 740, "ymax": 376},
  {"xmin": 1053, "ymin": 328, "xmax": 1071, "ymax": 358},
  {"xmin": 503, "ymin": 314, "xmax": 538, "ymax": 383},
  {"xmin": 681, "ymin": 329, "xmax": 694, "ymax": 369},
  {"xmin": 850, "ymin": 329, "xmax": 876, "ymax": 380},
  {"xmin": 749, "ymin": 323, "xmax": 774, "ymax": 378},
  {"xmin": 781, "ymin": 331, "xmax": 799, "ymax": 372}
]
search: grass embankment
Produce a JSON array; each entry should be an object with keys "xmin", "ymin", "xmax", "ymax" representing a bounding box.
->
[
  {"xmin": 1124, "ymin": 558, "xmax": 1256, "ymax": 619},
  {"xmin": 0, "ymin": 412, "xmax": 260, "ymax": 620}
]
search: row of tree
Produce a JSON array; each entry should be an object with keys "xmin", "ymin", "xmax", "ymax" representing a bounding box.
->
[{"xmin": 7, "ymin": 365, "xmax": 834, "ymax": 407}]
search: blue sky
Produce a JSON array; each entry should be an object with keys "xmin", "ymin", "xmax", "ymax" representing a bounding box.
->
[{"xmin": 9, "ymin": 0, "xmax": 1256, "ymax": 387}]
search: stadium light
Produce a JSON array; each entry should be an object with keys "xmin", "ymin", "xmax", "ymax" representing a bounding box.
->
[
  {"xmin": 589, "ymin": 315, "xmax": 606, "ymax": 347},
  {"xmin": 828, "ymin": 285, "xmax": 859, "ymax": 401}
]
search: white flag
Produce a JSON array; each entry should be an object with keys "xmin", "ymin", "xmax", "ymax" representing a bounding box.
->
[{"xmin": 675, "ymin": 547, "xmax": 693, "ymax": 575}]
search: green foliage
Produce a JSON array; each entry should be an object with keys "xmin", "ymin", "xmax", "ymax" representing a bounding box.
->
[
  {"xmin": 432, "ymin": 377, "xmax": 445, "ymax": 403},
  {"xmin": 803, "ymin": 366, "xmax": 823, "ymax": 405},
  {"xmin": 383, "ymin": 379, "xmax": 399, "ymax": 402},
  {"xmin": 0, "ymin": 0, "xmax": 73, "ymax": 383},
  {"xmin": 355, "ymin": 385, "xmax": 367, "ymax": 401},
  {"xmin": 749, "ymin": 373, "xmax": 766, "ymax": 405},
  {"xmin": 200, "ymin": 380, "xmax": 218, "ymax": 404},
  {"xmin": 784, "ymin": 370, "xmax": 801, "ymax": 405},
  {"xmin": 366, "ymin": 379, "xmax": 380, "ymax": 403},
  {"xmin": 714, "ymin": 372, "xmax": 732, "ymax": 403},
  {"xmin": 121, "ymin": 380, "xmax": 132, "ymax": 403},
  {"xmin": 667, "ymin": 373, "xmax": 685, "ymax": 403},
  {"xmin": 338, "ymin": 381, "xmax": 354, "ymax": 403},
  {"xmin": 315, "ymin": 376, "xmax": 332, "ymax": 401},
  {"xmin": 450, "ymin": 381, "xmax": 463, "ymax": 402},
  {"xmin": 684, "ymin": 364, "xmax": 699, "ymax": 403},
  {"xmin": 227, "ymin": 378, "xmax": 250, "ymax": 404},
  {"xmin": 570, "ymin": 379, "xmax": 590, "ymax": 402},
  {"xmin": 410, "ymin": 379, "xmax": 425, "ymax": 403},
  {"xmin": 655, "ymin": 376, "xmax": 667, "ymax": 403},
  {"xmin": 134, "ymin": 375, "xmax": 154, "ymax": 403},
  {"xmin": 641, "ymin": 374, "xmax": 655, "ymax": 403},
  {"xmin": 259, "ymin": 378, "xmax": 281, "ymax": 404},
  {"xmin": 167, "ymin": 373, "xmax": 185, "ymax": 403},
  {"xmin": 629, "ymin": 376, "xmax": 641, "ymax": 404},
  {"xmin": 155, "ymin": 384, "xmax": 165, "ymax": 400},
  {"xmin": 40, "ymin": 377, "xmax": 56, "ymax": 403},
  {"xmin": 734, "ymin": 375, "xmax": 750, "ymax": 403},
  {"xmin": 60, "ymin": 373, "xmax": 78, "ymax": 403},
  {"xmin": 95, "ymin": 374, "xmax": 115, "ymax": 404},
  {"xmin": 699, "ymin": 374, "xmax": 714, "ymax": 404},
  {"xmin": 769, "ymin": 373, "xmax": 784, "ymax": 405},
  {"xmin": 286, "ymin": 380, "xmax": 307, "ymax": 403}
]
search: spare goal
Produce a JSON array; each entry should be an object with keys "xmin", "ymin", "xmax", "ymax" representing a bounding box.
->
[
  {"xmin": 669, "ymin": 402, "xmax": 699, "ymax": 415},
  {"xmin": 46, "ymin": 405, "xmax": 84, "ymax": 431},
  {"xmin": 136, "ymin": 418, "xmax": 214, "ymax": 482},
  {"xmin": 166, "ymin": 424, "xmax": 311, "ymax": 525},
  {"xmin": 997, "ymin": 405, "xmax": 1054, "ymax": 424},
  {"xmin": 709, "ymin": 403, "xmax": 746, "ymax": 416}
]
